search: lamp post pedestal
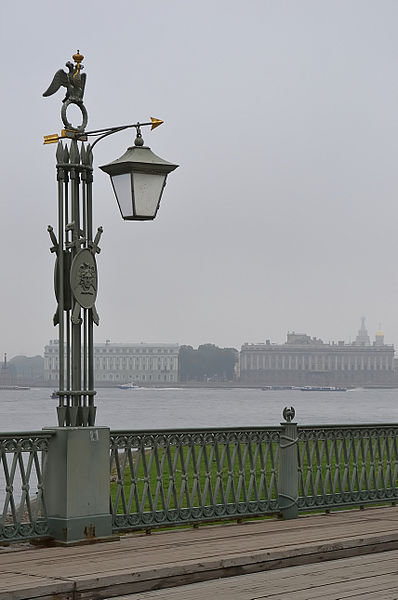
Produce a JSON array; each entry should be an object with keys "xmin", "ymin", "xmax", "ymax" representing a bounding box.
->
[{"xmin": 43, "ymin": 427, "xmax": 113, "ymax": 544}]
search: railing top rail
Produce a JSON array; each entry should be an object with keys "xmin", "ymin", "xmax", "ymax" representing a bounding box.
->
[
  {"xmin": 0, "ymin": 431, "xmax": 56, "ymax": 439},
  {"xmin": 110, "ymin": 425, "xmax": 282, "ymax": 435},
  {"xmin": 110, "ymin": 423, "xmax": 398, "ymax": 436},
  {"xmin": 299, "ymin": 423, "xmax": 398, "ymax": 430}
]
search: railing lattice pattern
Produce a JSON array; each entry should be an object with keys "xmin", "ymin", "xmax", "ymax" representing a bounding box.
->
[
  {"xmin": 0, "ymin": 433, "xmax": 53, "ymax": 542},
  {"xmin": 2, "ymin": 421, "xmax": 398, "ymax": 543},
  {"xmin": 110, "ymin": 428, "xmax": 280, "ymax": 531},
  {"xmin": 297, "ymin": 425, "xmax": 398, "ymax": 509}
]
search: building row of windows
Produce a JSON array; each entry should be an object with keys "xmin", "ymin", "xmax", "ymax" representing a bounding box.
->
[
  {"xmin": 45, "ymin": 359, "xmax": 177, "ymax": 371},
  {"xmin": 46, "ymin": 372, "xmax": 177, "ymax": 382},
  {"xmin": 95, "ymin": 373, "xmax": 177, "ymax": 382},
  {"xmin": 45, "ymin": 347, "xmax": 178, "ymax": 355},
  {"xmin": 94, "ymin": 358, "xmax": 177, "ymax": 370},
  {"xmin": 95, "ymin": 348, "xmax": 177, "ymax": 355},
  {"xmin": 241, "ymin": 353, "xmax": 394, "ymax": 371}
]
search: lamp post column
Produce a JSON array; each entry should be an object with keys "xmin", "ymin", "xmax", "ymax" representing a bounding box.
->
[
  {"xmin": 45, "ymin": 133, "xmax": 110, "ymax": 544},
  {"xmin": 70, "ymin": 144, "xmax": 82, "ymax": 424},
  {"xmin": 51, "ymin": 138, "xmax": 99, "ymax": 427}
]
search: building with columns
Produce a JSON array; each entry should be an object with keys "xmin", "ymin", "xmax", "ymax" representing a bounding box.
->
[
  {"xmin": 44, "ymin": 340, "xmax": 179, "ymax": 385},
  {"xmin": 240, "ymin": 322, "xmax": 396, "ymax": 387}
]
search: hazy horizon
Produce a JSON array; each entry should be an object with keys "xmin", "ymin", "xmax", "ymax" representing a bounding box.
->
[
  {"xmin": 1, "ymin": 1, "xmax": 398, "ymax": 357},
  {"xmin": 4, "ymin": 319, "xmax": 390, "ymax": 360}
]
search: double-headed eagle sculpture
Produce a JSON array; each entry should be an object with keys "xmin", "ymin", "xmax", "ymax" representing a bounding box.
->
[{"xmin": 43, "ymin": 51, "xmax": 87, "ymax": 132}]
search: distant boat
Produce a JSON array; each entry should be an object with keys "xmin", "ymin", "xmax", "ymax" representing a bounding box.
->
[
  {"xmin": 262, "ymin": 386, "xmax": 294, "ymax": 391},
  {"xmin": 51, "ymin": 390, "xmax": 58, "ymax": 399},
  {"xmin": 298, "ymin": 386, "xmax": 347, "ymax": 392},
  {"xmin": 0, "ymin": 386, "xmax": 30, "ymax": 390},
  {"xmin": 118, "ymin": 382, "xmax": 139, "ymax": 390}
]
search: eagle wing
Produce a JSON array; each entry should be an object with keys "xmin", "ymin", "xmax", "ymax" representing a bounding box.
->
[
  {"xmin": 42, "ymin": 69, "xmax": 69, "ymax": 97},
  {"xmin": 80, "ymin": 72, "xmax": 87, "ymax": 96}
]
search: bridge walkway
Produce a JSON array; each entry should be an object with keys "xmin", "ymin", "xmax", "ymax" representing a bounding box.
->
[
  {"xmin": 113, "ymin": 549, "xmax": 398, "ymax": 600},
  {"xmin": 1, "ymin": 506, "xmax": 398, "ymax": 599}
]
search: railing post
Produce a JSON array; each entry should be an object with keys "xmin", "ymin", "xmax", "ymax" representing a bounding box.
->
[
  {"xmin": 43, "ymin": 426, "xmax": 113, "ymax": 544},
  {"xmin": 278, "ymin": 407, "xmax": 298, "ymax": 519}
]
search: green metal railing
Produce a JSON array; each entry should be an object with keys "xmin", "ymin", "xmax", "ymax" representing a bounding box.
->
[
  {"xmin": 2, "ymin": 421, "xmax": 398, "ymax": 543},
  {"xmin": 298, "ymin": 424, "xmax": 398, "ymax": 510},
  {"xmin": 0, "ymin": 432, "xmax": 53, "ymax": 543},
  {"xmin": 110, "ymin": 427, "xmax": 281, "ymax": 531},
  {"xmin": 110, "ymin": 423, "xmax": 398, "ymax": 532}
]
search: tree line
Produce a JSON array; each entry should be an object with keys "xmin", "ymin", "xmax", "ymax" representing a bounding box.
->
[{"xmin": 179, "ymin": 344, "xmax": 238, "ymax": 382}]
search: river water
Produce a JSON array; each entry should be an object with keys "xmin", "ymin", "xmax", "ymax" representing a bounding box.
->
[
  {"xmin": 1, "ymin": 386, "xmax": 398, "ymax": 432},
  {"xmin": 1, "ymin": 387, "xmax": 397, "ymax": 511}
]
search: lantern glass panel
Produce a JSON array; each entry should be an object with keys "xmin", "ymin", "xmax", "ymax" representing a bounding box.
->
[
  {"xmin": 111, "ymin": 173, "xmax": 133, "ymax": 218},
  {"xmin": 132, "ymin": 172, "xmax": 166, "ymax": 218}
]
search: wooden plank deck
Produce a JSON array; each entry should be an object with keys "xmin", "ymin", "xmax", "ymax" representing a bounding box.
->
[
  {"xmin": 112, "ymin": 550, "xmax": 398, "ymax": 599},
  {"xmin": 1, "ymin": 506, "xmax": 398, "ymax": 599}
]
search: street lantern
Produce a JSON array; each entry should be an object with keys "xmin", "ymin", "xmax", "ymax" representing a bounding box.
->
[
  {"xmin": 100, "ymin": 138, "xmax": 178, "ymax": 221},
  {"xmin": 43, "ymin": 51, "xmax": 178, "ymax": 427}
]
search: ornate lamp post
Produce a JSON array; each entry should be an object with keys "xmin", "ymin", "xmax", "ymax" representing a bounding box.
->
[{"xmin": 43, "ymin": 52, "xmax": 178, "ymax": 428}]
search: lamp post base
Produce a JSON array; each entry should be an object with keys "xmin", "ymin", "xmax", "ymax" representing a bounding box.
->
[
  {"xmin": 43, "ymin": 426, "xmax": 112, "ymax": 544},
  {"xmin": 47, "ymin": 515, "xmax": 114, "ymax": 545}
]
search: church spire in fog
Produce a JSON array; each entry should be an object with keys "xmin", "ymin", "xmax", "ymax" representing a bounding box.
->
[{"xmin": 355, "ymin": 317, "xmax": 370, "ymax": 346}]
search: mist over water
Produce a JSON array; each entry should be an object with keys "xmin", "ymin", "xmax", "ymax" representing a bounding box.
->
[
  {"xmin": 1, "ymin": 387, "xmax": 397, "ymax": 508},
  {"xmin": 1, "ymin": 387, "xmax": 397, "ymax": 432}
]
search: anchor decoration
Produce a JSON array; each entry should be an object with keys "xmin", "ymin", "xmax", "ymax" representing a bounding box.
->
[{"xmin": 43, "ymin": 50, "xmax": 88, "ymax": 132}]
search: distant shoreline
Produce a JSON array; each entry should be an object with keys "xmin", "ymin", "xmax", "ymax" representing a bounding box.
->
[{"xmin": 2, "ymin": 382, "xmax": 398, "ymax": 390}]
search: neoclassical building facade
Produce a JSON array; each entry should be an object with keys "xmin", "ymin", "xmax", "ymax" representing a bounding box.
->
[
  {"xmin": 44, "ymin": 340, "xmax": 179, "ymax": 384},
  {"xmin": 240, "ymin": 328, "xmax": 396, "ymax": 387}
]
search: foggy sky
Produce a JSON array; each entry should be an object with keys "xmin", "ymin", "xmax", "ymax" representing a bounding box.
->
[{"xmin": 1, "ymin": 1, "xmax": 398, "ymax": 358}]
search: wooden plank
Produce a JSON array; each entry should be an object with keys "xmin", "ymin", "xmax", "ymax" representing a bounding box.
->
[
  {"xmin": 3, "ymin": 524, "xmax": 398, "ymax": 579},
  {"xmin": 72, "ymin": 542, "xmax": 398, "ymax": 599},
  {"xmin": 108, "ymin": 552, "xmax": 398, "ymax": 600},
  {"xmin": 2, "ymin": 507, "xmax": 398, "ymax": 598},
  {"xmin": 275, "ymin": 574, "xmax": 398, "ymax": 600},
  {"xmin": 2, "ymin": 506, "xmax": 398, "ymax": 571},
  {"xmin": 1, "ymin": 530, "xmax": 398, "ymax": 598},
  {"xmin": 0, "ymin": 571, "xmax": 74, "ymax": 600}
]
